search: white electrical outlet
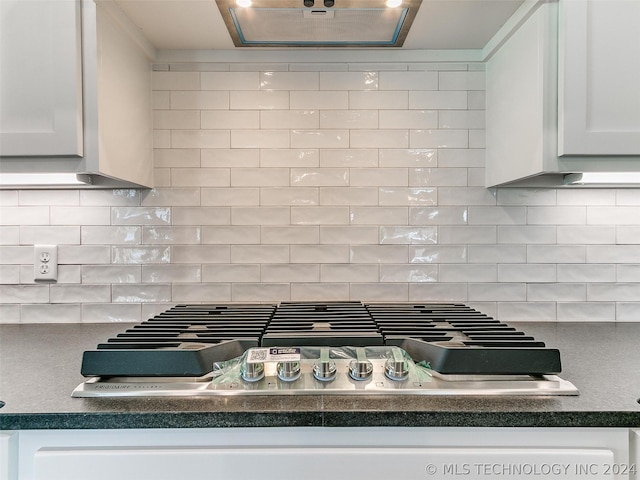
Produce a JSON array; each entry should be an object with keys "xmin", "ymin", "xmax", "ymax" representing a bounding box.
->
[{"xmin": 34, "ymin": 245, "xmax": 58, "ymax": 281}]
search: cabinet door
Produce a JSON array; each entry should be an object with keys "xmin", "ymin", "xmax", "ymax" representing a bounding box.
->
[
  {"xmin": 0, "ymin": 0, "xmax": 83, "ymax": 157},
  {"xmin": 558, "ymin": 0, "xmax": 640, "ymax": 156}
]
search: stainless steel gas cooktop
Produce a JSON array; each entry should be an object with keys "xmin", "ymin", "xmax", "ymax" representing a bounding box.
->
[{"xmin": 72, "ymin": 302, "xmax": 578, "ymax": 397}]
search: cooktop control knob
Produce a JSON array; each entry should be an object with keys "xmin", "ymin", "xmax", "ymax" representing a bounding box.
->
[
  {"xmin": 240, "ymin": 362, "xmax": 264, "ymax": 382},
  {"xmin": 313, "ymin": 348, "xmax": 337, "ymax": 382},
  {"xmin": 384, "ymin": 348, "xmax": 409, "ymax": 381},
  {"xmin": 277, "ymin": 361, "xmax": 301, "ymax": 382},
  {"xmin": 348, "ymin": 348, "xmax": 373, "ymax": 381}
]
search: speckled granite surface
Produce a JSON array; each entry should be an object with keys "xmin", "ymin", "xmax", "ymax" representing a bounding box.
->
[{"xmin": 1, "ymin": 322, "xmax": 639, "ymax": 430}]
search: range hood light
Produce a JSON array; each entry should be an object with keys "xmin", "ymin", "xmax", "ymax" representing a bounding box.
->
[
  {"xmin": 564, "ymin": 172, "xmax": 640, "ymax": 185},
  {"xmin": 0, "ymin": 173, "xmax": 92, "ymax": 187},
  {"xmin": 236, "ymin": 0, "xmax": 252, "ymax": 7},
  {"xmin": 386, "ymin": 0, "xmax": 402, "ymax": 7}
]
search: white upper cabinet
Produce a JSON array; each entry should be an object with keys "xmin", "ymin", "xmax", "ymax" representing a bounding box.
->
[
  {"xmin": 558, "ymin": 0, "xmax": 640, "ymax": 156},
  {"xmin": 0, "ymin": 0, "xmax": 83, "ymax": 157},
  {"xmin": 0, "ymin": 0, "xmax": 153, "ymax": 188},
  {"xmin": 486, "ymin": 0, "xmax": 640, "ymax": 187},
  {"xmin": 486, "ymin": 3, "xmax": 558, "ymax": 187}
]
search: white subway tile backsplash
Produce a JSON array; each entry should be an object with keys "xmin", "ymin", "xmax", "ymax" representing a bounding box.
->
[
  {"xmin": 260, "ymin": 188, "xmax": 318, "ymax": 206},
  {"xmin": 378, "ymin": 187, "xmax": 437, "ymax": 206},
  {"xmin": 291, "ymin": 168, "xmax": 349, "ymax": 187},
  {"xmin": 19, "ymin": 226, "xmax": 79, "ymax": 245},
  {"xmin": 349, "ymin": 91, "xmax": 408, "ymax": 110},
  {"xmin": 291, "ymin": 206, "xmax": 351, "ymax": 225},
  {"xmin": 201, "ymin": 148, "xmax": 259, "ymax": 167},
  {"xmin": 51, "ymin": 285, "xmax": 111, "ymax": 303},
  {"xmin": 0, "ymin": 227, "xmax": 19, "ymax": 245},
  {"xmin": 142, "ymin": 265, "xmax": 201, "ymax": 283},
  {"xmin": 320, "ymin": 111, "xmax": 378, "ymax": 130},
  {"xmin": 440, "ymin": 264, "xmax": 497, "ymax": 283},
  {"xmin": 498, "ymin": 264, "xmax": 556, "ymax": 283},
  {"xmin": 290, "ymin": 245, "xmax": 349, "ymax": 263},
  {"xmin": 588, "ymin": 206, "xmax": 640, "ymax": 225},
  {"xmin": 438, "ymin": 110, "xmax": 485, "ymax": 129},
  {"xmin": 320, "ymin": 71, "xmax": 378, "ymax": 90},
  {"xmin": 231, "ymin": 130, "xmax": 290, "ymax": 148},
  {"xmin": 528, "ymin": 245, "xmax": 586, "ymax": 264},
  {"xmin": 409, "ymin": 282, "xmax": 467, "ymax": 302},
  {"xmin": 290, "ymin": 91, "xmax": 348, "ymax": 110},
  {"xmin": 82, "ymin": 265, "xmax": 141, "ymax": 284},
  {"xmin": 379, "ymin": 110, "xmax": 437, "ymax": 129},
  {"xmin": 410, "ymin": 245, "xmax": 467, "ymax": 264},
  {"xmin": 154, "ymin": 149, "xmax": 200, "ymax": 168},
  {"xmin": 321, "ymin": 264, "xmax": 379, "ymax": 283},
  {"xmin": 152, "ymin": 71, "xmax": 200, "ymax": 91},
  {"xmin": 556, "ymin": 302, "xmax": 616, "ymax": 322},
  {"xmin": 557, "ymin": 264, "xmax": 615, "ymax": 283},
  {"xmin": 82, "ymin": 303, "xmax": 141, "ymax": 323},
  {"xmin": 171, "ymin": 130, "xmax": 230, "ymax": 149},
  {"xmin": 142, "ymin": 226, "xmax": 201, "ymax": 244},
  {"xmin": 112, "ymin": 246, "xmax": 171, "ymax": 265},
  {"xmin": 201, "ymin": 72, "xmax": 259, "ymax": 90},
  {"xmin": 261, "ymin": 149, "xmax": 319, "ymax": 168},
  {"xmin": 438, "ymin": 187, "xmax": 496, "ymax": 206},
  {"xmin": 438, "ymin": 226, "xmax": 496, "ymax": 244},
  {"xmin": 379, "ymin": 226, "xmax": 437, "ymax": 244},
  {"xmin": 350, "ymin": 245, "xmax": 408, "ymax": 263},
  {"xmin": 290, "ymin": 283, "xmax": 349, "ymax": 301},
  {"xmin": 20, "ymin": 304, "xmax": 81, "ymax": 323},
  {"xmin": 232, "ymin": 207, "xmax": 290, "ymax": 225},
  {"xmin": 319, "ymin": 226, "xmax": 378, "ymax": 244},
  {"xmin": 261, "ymin": 110, "xmax": 319, "ymax": 129},
  {"xmin": 0, "ymin": 207, "xmax": 49, "ymax": 226},
  {"xmin": 350, "ymin": 283, "xmax": 408, "ymax": 302},
  {"xmin": 19, "ymin": 190, "xmax": 79, "ymax": 206},
  {"xmin": 409, "ymin": 91, "xmax": 467, "ymax": 110},
  {"xmin": 261, "ymin": 264, "xmax": 320, "ymax": 283},
  {"xmin": 173, "ymin": 284, "xmax": 231, "ymax": 302},
  {"xmin": 172, "ymin": 245, "xmax": 229, "ymax": 263},
  {"xmin": 231, "ymin": 168, "xmax": 289, "ymax": 187},
  {"xmin": 203, "ymin": 264, "xmax": 260, "ymax": 283},
  {"xmin": 439, "ymin": 71, "xmax": 485, "ymax": 90},
  {"xmin": 497, "ymin": 226, "xmax": 556, "ymax": 244},
  {"xmin": 409, "ymin": 168, "xmax": 468, "ymax": 186},
  {"xmin": 380, "ymin": 264, "xmax": 437, "ymax": 282},
  {"xmin": 261, "ymin": 72, "xmax": 319, "ymax": 90},
  {"xmin": 319, "ymin": 187, "xmax": 378, "ymax": 206},
  {"xmin": 3, "ymin": 62, "xmax": 637, "ymax": 324},
  {"xmin": 468, "ymin": 245, "xmax": 526, "ymax": 263},
  {"xmin": 379, "ymin": 71, "xmax": 438, "ymax": 90},
  {"xmin": 50, "ymin": 207, "xmax": 110, "ymax": 226},
  {"xmin": 290, "ymin": 130, "xmax": 349, "ymax": 149},
  {"xmin": 232, "ymin": 283, "xmax": 289, "ymax": 302},
  {"xmin": 558, "ymin": 225, "xmax": 614, "ymax": 245},
  {"xmin": 201, "ymin": 111, "xmax": 259, "ymax": 129},
  {"xmin": 59, "ymin": 246, "xmax": 110, "ymax": 264},
  {"xmin": 378, "ymin": 149, "xmax": 436, "ymax": 168},
  {"xmin": 261, "ymin": 226, "xmax": 319, "ymax": 244},
  {"xmin": 170, "ymin": 91, "xmax": 229, "ymax": 110},
  {"xmin": 202, "ymin": 226, "xmax": 261, "ymax": 244},
  {"xmin": 409, "ymin": 207, "xmax": 468, "ymax": 225},
  {"xmin": 410, "ymin": 130, "xmax": 469, "ymax": 149}
]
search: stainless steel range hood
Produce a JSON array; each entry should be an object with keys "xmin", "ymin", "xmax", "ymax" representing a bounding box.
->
[{"xmin": 215, "ymin": 0, "xmax": 422, "ymax": 47}]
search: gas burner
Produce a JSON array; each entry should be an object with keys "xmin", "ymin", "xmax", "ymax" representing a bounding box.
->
[{"xmin": 73, "ymin": 302, "xmax": 578, "ymax": 398}]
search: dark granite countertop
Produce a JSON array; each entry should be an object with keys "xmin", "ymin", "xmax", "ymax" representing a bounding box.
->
[{"xmin": 1, "ymin": 322, "xmax": 639, "ymax": 430}]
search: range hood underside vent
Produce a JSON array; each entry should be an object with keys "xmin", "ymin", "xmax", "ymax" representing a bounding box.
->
[{"xmin": 216, "ymin": 0, "xmax": 422, "ymax": 47}]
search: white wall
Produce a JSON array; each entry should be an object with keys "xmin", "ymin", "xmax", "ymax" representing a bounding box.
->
[{"xmin": 1, "ymin": 61, "xmax": 639, "ymax": 323}]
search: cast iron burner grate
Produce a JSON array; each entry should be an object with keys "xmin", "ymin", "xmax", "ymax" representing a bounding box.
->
[{"xmin": 80, "ymin": 302, "xmax": 561, "ymax": 377}]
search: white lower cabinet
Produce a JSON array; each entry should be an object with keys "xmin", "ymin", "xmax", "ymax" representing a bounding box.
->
[{"xmin": 6, "ymin": 427, "xmax": 636, "ymax": 480}]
